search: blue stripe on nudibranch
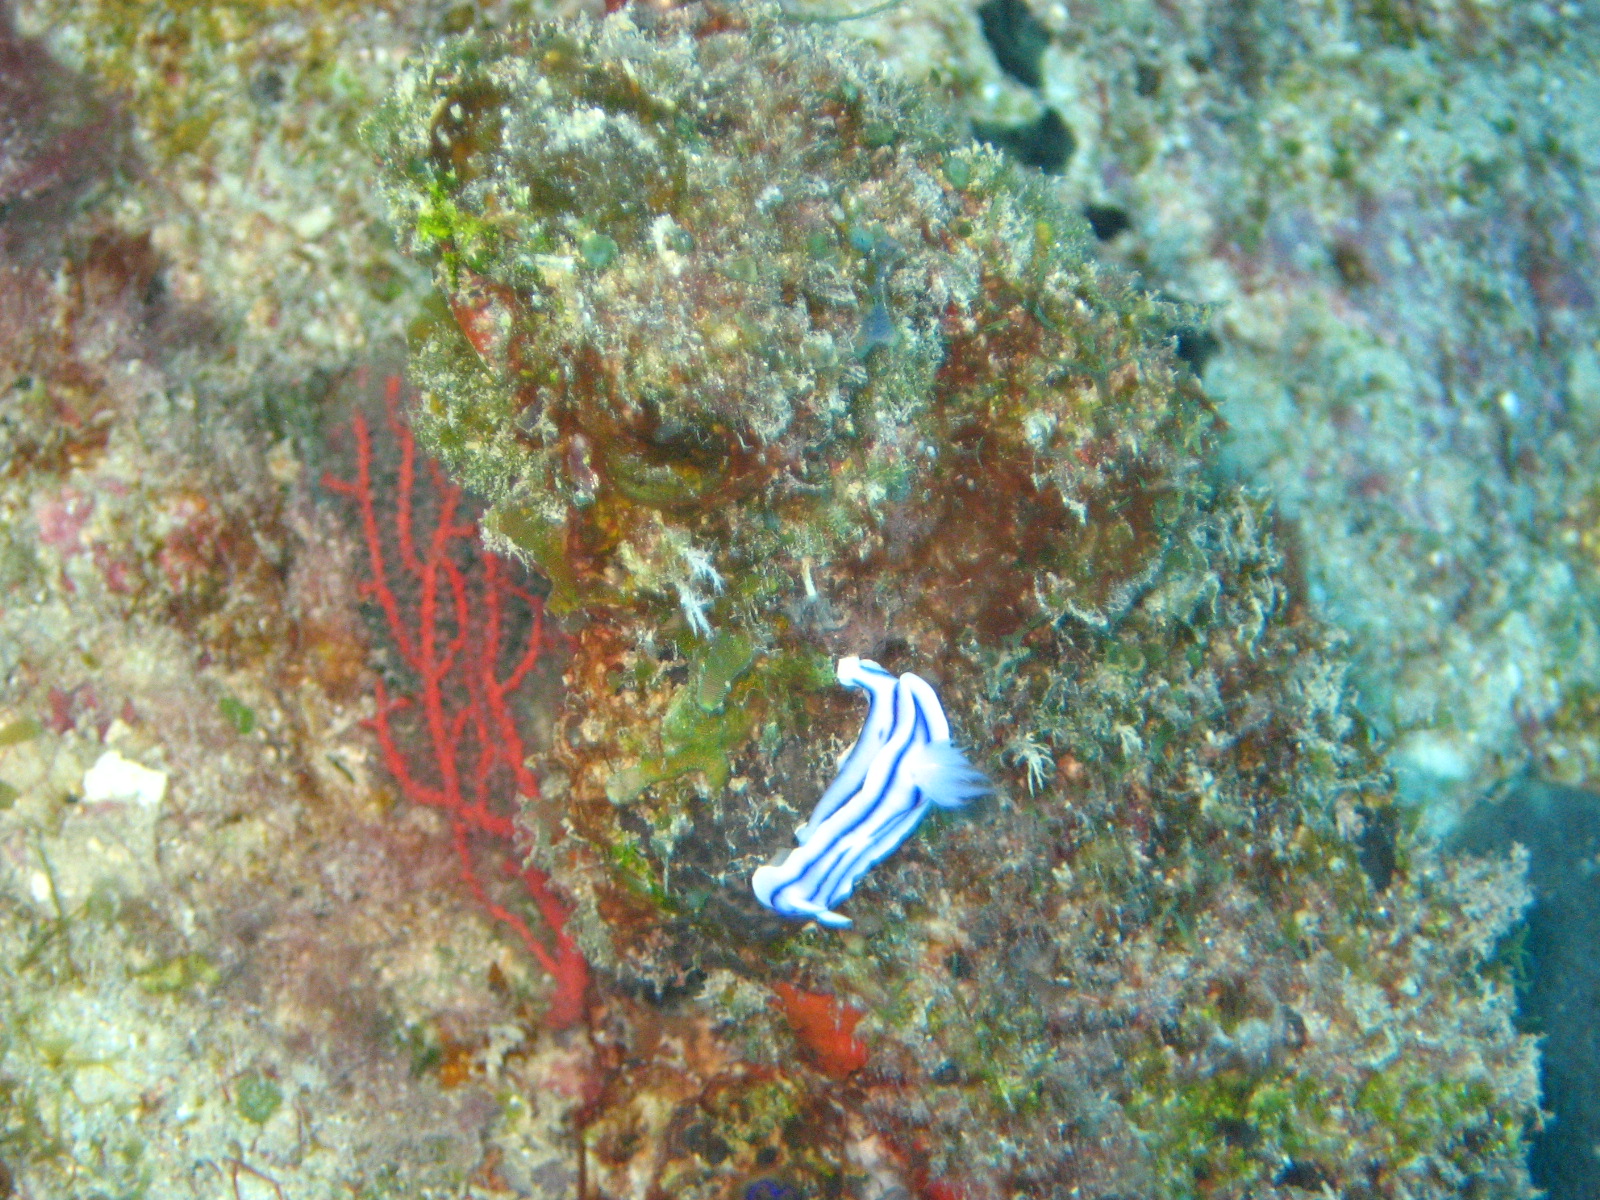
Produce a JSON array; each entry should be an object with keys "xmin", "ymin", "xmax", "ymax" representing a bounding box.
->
[
  {"xmin": 795, "ymin": 657, "xmax": 899, "ymax": 842},
  {"xmin": 751, "ymin": 656, "xmax": 989, "ymax": 928}
]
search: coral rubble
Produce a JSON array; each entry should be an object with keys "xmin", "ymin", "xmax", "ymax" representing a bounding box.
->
[{"xmin": 364, "ymin": 4, "xmax": 1540, "ymax": 1197}]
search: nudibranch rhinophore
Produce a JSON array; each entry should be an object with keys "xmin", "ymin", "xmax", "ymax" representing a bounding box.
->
[{"xmin": 752, "ymin": 657, "xmax": 990, "ymax": 928}]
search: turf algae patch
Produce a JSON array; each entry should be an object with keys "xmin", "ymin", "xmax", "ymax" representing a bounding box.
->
[{"xmin": 368, "ymin": 5, "xmax": 1538, "ymax": 1197}]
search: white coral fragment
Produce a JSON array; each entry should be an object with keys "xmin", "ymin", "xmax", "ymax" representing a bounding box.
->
[{"xmin": 82, "ymin": 749, "xmax": 168, "ymax": 808}]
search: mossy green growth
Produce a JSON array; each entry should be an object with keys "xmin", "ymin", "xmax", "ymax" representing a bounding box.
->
[
  {"xmin": 1129, "ymin": 1054, "xmax": 1342, "ymax": 1195},
  {"xmin": 483, "ymin": 506, "xmax": 581, "ymax": 613},
  {"xmin": 607, "ymin": 839, "xmax": 669, "ymax": 908},
  {"xmin": 131, "ymin": 952, "xmax": 219, "ymax": 995},
  {"xmin": 218, "ymin": 695, "xmax": 255, "ymax": 735},
  {"xmin": 414, "ymin": 182, "xmax": 502, "ymax": 280},
  {"xmin": 606, "ymin": 680, "xmax": 756, "ymax": 804},
  {"xmin": 1356, "ymin": 1062, "xmax": 1525, "ymax": 1168},
  {"xmin": 234, "ymin": 1071, "xmax": 284, "ymax": 1125},
  {"xmin": 695, "ymin": 631, "xmax": 754, "ymax": 713},
  {"xmin": 0, "ymin": 716, "xmax": 42, "ymax": 748}
]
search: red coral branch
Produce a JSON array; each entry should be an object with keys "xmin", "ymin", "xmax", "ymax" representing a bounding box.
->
[{"xmin": 324, "ymin": 375, "xmax": 588, "ymax": 1029}]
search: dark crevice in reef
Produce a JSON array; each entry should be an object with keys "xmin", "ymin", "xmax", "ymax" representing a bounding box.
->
[
  {"xmin": 972, "ymin": 108, "xmax": 1074, "ymax": 174},
  {"xmin": 1453, "ymin": 780, "xmax": 1600, "ymax": 1200},
  {"xmin": 1173, "ymin": 325, "xmax": 1221, "ymax": 377},
  {"xmin": 1083, "ymin": 202, "xmax": 1132, "ymax": 241},
  {"xmin": 976, "ymin": 0, "xmax": 1051, "ymax": 89}
]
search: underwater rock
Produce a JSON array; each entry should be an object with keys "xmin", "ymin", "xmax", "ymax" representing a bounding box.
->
[
  {"xmin": 368, "ymin": 4, "xmax": 1539, "ymax": 1197},
  {"xmin": 369, "ymin": 0, "xmax": 1204, "ymax": 977},
  {"xmin": 0, "ymin": 1, "xmax": 126, "ymax": 260}
]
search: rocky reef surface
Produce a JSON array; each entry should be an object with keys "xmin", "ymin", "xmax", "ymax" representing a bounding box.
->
[
  {"xmin": 852, "ymin": 0, "xmax": 1600, "ymax": 830},
  {"xmin": 0, "ymin": 0, "xmax": 1575, "ymax": 1197},
  {"xmin": 358, "ymin": 5, "xmax": 1537, "ymax": 1197}
]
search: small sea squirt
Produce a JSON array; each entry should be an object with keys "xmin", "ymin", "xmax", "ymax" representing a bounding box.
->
[{"xmin": 752, "ymin": 657, "xmax": 990, "ymax": 928}]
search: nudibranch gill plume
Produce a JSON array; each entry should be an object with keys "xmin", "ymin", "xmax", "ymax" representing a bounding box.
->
[{"xmin": 752, "ymin": 657, "xmax": 990, "ymax": 928}]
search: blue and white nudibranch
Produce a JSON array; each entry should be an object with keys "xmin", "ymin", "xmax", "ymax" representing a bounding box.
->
[{"xmin": 751, "ymin": 657, "xmax": 989, "ymax": 928}]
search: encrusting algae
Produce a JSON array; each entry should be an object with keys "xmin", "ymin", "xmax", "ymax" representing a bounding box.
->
[{"xmin": 366, "ymin": 4, "xmax": 1538, "ymax": 1197}]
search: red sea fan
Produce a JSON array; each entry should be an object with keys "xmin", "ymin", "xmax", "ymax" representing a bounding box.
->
[{"xmin": 324, "ymin": 376, "xmax": 588, "ymax": 1029}]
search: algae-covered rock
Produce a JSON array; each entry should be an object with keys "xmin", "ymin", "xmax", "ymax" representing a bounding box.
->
[
  {"xmin": 368, "ymin": 5, "xmax": 1538, "ymax": 1197},
  {"xmin": 367, "ymin": 0, "xmax": 1206, "ymax": 942}
]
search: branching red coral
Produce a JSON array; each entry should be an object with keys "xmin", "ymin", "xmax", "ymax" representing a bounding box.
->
[{"xmin": 324, "ymin": 375, "xmax": 588, "ymax": 1029}]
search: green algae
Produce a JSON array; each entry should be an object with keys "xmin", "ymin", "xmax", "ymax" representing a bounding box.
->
[
  {"xmin": 0, "ymin": 717, "xmax": 42, "ymax": 748},
  {"xmin": 131, "ymin": 953, "xmax": 220, "ymax": 996},
  {"xmin": 217, "ymin": 695, "xmax": 256, "ymax": 736},
  {"xmin": 233, "ymin": 1071, "xmax": 284, "ymax": 1125},
  {"xmin": 695, "ymin": 631, "xmax": 755, "ymax": 713}
]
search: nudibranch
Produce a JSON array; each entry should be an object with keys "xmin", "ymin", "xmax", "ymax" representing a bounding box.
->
[{"xmin": 752, "ymin": 657, "xmax": 989, "ymax": 928}]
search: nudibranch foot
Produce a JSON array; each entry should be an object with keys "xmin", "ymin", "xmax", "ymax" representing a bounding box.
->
[{"xmin": 750, "ymin": 865, "xmax": 853, "ymax": 929}]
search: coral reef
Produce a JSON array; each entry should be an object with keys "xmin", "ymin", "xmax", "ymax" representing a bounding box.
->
[
  {"xmin": 843, "ymin": 4, "xmax": 1600, "ymax": 1190},
  {"xmin": 0, "ymin": 5, "xmax": 602, "ymax": 1192},
  {"xmin": 366, "ymin": 0, "xmax": 1209, "ymax": 970},
  {"xmin": 864, "ymin": 0, "xmax": 1600, "ymax": 829},
  {"xmin": 364, "ymin": 4, "xmax": 1539, "ymax": 1196},
  {"xmin": 0, "ymin": 1, "xmax": 125, "ymax": 261},
  {"xmin": 0, "ymin": 0, "xmax": 1580, "ymax": 1192},
  {"xmin": 1, "ymin": 341, "xmax": 600, "ymax": 1193}
]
